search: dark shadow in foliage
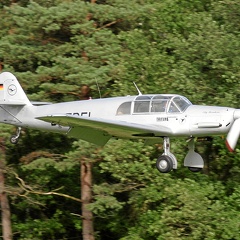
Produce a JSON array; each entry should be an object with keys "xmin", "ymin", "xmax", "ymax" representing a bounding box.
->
[
  {"xmin": 6, "ymin": 129, "xmax": 81, "ymax": 240},
  {"xmin": 6, "ymin": 129, "xmax": 75, "ymax": 165}
]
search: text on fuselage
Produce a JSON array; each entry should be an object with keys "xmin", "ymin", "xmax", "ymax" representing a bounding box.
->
[
  {"xmin": 156, "ymin": 117, "xmax": 169, "ymax": 122},
  {"xmin": 66, "ymin": 112, "xmax": 91, "ymax": 117}
]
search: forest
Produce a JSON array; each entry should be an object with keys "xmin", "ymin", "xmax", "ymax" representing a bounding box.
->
[{"xmin": 0, "ymin": 0, "xmax": 240, "ymax": 239}]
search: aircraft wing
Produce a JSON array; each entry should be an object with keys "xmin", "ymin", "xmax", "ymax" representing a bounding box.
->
[
  {"xmin": 31, "ymin": 101, "xmax": 52, "ymax": 106},
  {"xmin": 37, "ymin": 114, "xmax": 172, "ymax": 146}
]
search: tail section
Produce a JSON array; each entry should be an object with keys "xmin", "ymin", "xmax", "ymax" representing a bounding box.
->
[{"xmin": 0, "ymin": 72, "xmax": 31, "ymax": 105}]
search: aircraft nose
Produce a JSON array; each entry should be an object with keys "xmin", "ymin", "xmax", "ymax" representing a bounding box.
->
[{"xmin": 226, "ymin": 110, "xmax": 240, "ymax": 152}]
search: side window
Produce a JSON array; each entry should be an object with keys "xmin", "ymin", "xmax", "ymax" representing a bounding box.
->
[
  {"xmin": 134, "ymin": 101, "xmax": 150, "ymax": 113},
  {"xmin": 116, "ymin": 102, "xmax": 131, "ymax": 115},
  {"xmin": 151, "ymin": 100, "xmax": 168, "ymax": 112}
]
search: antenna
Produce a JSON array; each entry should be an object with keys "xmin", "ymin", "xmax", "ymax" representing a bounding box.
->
[
  {"xmin": 95, "ymin": 79, "xmax": 102, "ymax": 98},
  {"xmin": 133, "ymin": 82, "xmax": 142, "ymax": 95}
]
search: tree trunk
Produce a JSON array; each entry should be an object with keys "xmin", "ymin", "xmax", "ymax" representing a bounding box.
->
[
  {"xmin": 81, "ymin": 160, "xmax": 94, "ymax": 240},
  {"xmin": 0, "ymin": 142, "xmax": 12, "ymax": 240}
]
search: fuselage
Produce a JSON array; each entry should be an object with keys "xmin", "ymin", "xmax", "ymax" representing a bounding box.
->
[{"xmin": 0, "ymin": 94, "xmax": 236, "ymax": 140}]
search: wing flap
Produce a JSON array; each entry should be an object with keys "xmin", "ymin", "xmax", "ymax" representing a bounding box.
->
[{"xmin": 67, "ymin": 126, "xmax": 111, "ymax": 146}]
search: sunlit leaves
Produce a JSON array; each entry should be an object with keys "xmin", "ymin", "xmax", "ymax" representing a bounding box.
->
[{"xmin": 0, "ymin": 0, "xmax": 240, "ymax": 239}]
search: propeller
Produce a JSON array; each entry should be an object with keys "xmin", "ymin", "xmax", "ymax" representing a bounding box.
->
[{"xmin": 226, "ymin": 109, "xmax": 240, "ymax": 152}]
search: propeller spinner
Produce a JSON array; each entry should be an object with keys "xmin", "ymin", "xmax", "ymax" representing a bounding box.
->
[{"xmin": 226, "ymin": 109, "xmax": 240, "ymax": 152}]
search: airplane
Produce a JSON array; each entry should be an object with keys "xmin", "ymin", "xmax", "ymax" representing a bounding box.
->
[{"xmin": 0, "ymin": 71, "xmax": 239, "ymax": 173}]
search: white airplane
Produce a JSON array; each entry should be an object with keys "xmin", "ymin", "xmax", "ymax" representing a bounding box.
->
[{"xmin": 0, "ymin": 72, "xmax": 239, "ymax": 173}]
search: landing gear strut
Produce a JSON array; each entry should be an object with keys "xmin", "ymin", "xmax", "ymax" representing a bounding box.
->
[
  {"xmin": 10, "ymin": 127, "xmax": 22, "ymax": 144},
  {"xmin": 156, "ymin": 137, "xmax": 177, "ymax": 173},
  {"xmin": 184, "ymin": 137, "xmax": 203, "ymax": 172}
]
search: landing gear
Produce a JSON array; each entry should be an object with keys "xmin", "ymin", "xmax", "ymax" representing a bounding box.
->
[
  {"xmin": 155, "ymin": 137, "xmax": 204, "ymax": 173},
  {"xmin": 188, "ymin": 167, "xmax": 202, "ymax": 172},
  {"xmin": 10, "ymin": 127, "xmax": 21, "ymax": 144},
  {"xmin": 156, "ymin": 137, "xmax": 177, "ymax": 173},
  {"xmin": 184, "ymin": 137, "xmax": 204, "ymax": 172}
]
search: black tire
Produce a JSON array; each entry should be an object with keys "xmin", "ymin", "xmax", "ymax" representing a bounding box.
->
[
  {"xmin": 188, "ymin": 167, "xmax": 202, "ymax": 172},
  {"xmin": 156, "ymin": 155, "xmax": 173, "ymax": 173},
  {"xmin": 10, "ymin": 136, "xmax": 18, "ymax": 144}
]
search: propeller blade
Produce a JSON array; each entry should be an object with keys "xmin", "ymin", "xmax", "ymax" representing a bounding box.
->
[{"xmin": 226, "ymin": 118, "xmax": 240, "ymax": 152}]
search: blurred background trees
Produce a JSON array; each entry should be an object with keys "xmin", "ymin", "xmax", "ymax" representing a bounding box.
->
[{"xmin": 0, "ymin": 0, "xmax": 240, "ymax": 239}]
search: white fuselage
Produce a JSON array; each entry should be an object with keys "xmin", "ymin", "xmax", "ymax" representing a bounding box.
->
[{"xmin": 0, "ymin": 94, "xmax": 235, "ymax": 140}]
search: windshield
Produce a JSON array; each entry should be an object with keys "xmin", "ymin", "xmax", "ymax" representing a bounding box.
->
[{"xmin": 168, "ymin": 96, "xmax": 192, "ymax": 113}]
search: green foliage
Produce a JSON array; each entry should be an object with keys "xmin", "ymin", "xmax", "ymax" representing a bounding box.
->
[
  {"xmin": 12, "ymin": 209, "xmax": 67, "ymax": 239},
  {"xmin": 0, "ymin": 0, "xmax": 133, "ymax": 100},
  {"xmin": 10, "ymin": 148, "xmax": 81, "ymax": 239},
  {"xmin": 96, "ymin": 140, "xmax": 240, "ymax": 239},
  {"xmin": 0, "ymin": 0, "xmax": 240, "ymax": 239}
]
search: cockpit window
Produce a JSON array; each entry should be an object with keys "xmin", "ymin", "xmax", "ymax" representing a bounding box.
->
[
  {"xmin": 117, "ymin": 102, "xmax": 131, "ymax": 115},
  {"xmin": 151, "ymin": 96, "xmax": 171, "ymax": 113},
  {"xmin": 151, "ymin": 100, "xmax": 168, "ymax": 112},
  {"xmin": 134, "ymin": 101, "xmax": 150, "ymax": 113},
  {"xmin": 116, "ymin": 95, "xmax": 191, "ymax": 115},
  {"xmin": 133, "ymin": 96, "xmax": 151, "ymax": 113}
]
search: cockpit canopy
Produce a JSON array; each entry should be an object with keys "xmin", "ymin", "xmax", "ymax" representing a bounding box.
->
[{"xmin": 116, "ymin": 95, "xmax": 192, "ymax": 115}]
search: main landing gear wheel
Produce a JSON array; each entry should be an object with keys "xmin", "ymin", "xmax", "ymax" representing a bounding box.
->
[
  {"xmin": 10, "ymin": 127, "xmax": 22, "ymax": 144},
  {"xmin": 10, "ymin": 135, "xmax": 19, "ymax": 144},
  {"xmin": 156, "ymin": 155, "xmax": 173, "ymax": 173}
]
